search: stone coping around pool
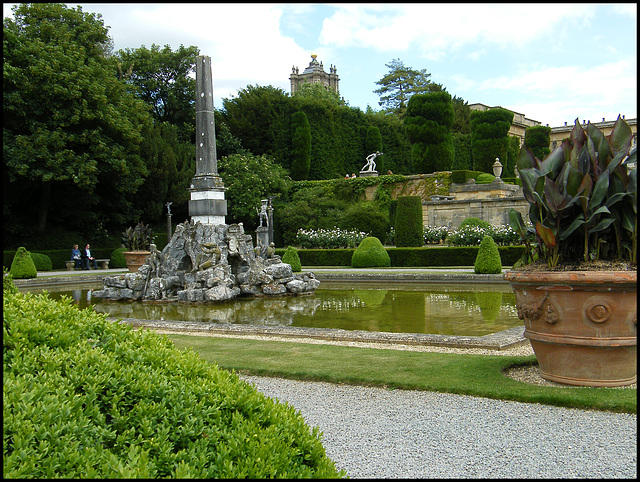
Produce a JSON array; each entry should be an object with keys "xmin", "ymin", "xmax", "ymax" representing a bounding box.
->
[{"xmin": 115, "ymin": 318, "xmax": 528, "ymax": 351}]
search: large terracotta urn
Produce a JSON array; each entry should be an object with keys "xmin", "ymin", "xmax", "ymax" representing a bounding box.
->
[
  {"xmin": 504, "ymin": 270, "xmax": 636, "ymax": 387},
  {"xmin": 123, "ymin": 251, "xmax": 151, "ymax": 273}
]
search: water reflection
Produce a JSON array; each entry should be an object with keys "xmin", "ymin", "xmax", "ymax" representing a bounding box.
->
[{"xmin": 22, "ymin": 281, "xmax": 521, "ymax": 337}]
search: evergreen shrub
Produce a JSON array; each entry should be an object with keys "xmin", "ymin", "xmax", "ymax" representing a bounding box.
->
[
  {"xmin": 459, "ymin": 217, "xmax": 492, "ymax": 230},
  {"xmin": 29, "ymin": 252, "xmax": 52, "ymax": 271},
  {"xmin": 395, "ymin": 196, "xmax": 423, "ymax": 247},
  {"xmin": 9, "ymin": 247, "xmax": 37, "ymax": 279},
  {"xmin": 109, "ymin": 247, "xmax": 127, "ymax": 269},
  {"xmin": 351, "ymin": 237, "xmax": 391, "ymax": 268},
  {"xmin": 474, "ymin": 235, "xmax": 503, "ymax": 274},
  {"xmin": 338, "ymin": 202, "xmax": 390, "ymax": 244},
  {"xmin": 282, "ymin": 246, "xmax": 302, "ymax": 272},
  {"xmin": 476, "ymin": 173, "xmax": 496, "ymax": 183},
  {"xmin": 3, "ymin": 288, "xmax": 346, "ymax": 479}
]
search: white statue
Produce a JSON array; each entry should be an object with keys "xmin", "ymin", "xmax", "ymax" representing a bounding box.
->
[
  {"xmin": 256, "ymin": 199, "xmax": 269, "ymax": 227},
  {"xmin": 362, "ymin": 151, "xmax": 382, "ymax": 172}
]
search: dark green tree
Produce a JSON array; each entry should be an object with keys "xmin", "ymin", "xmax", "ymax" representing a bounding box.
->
[
  {"xmin": 374, "ymin": 59, "xmax": 435, "ymax": 117},
  {"xmin": 395, "ymin": 196, "xmax": 424, "ymax": 247},
  {"xmin": 404, "ymin": 92, "xmax": 455, "ymax": 173},
  {"xmin": 505, "ymin": 135, "xmax": 520, "ymax": 178},
  {"xmin": 451, "ymin": 95, "xmax": 471, "ymax": 134},
  {"xmin": 217, "ymin": 153, "xmax": 291, "ymax": 229},
  {"xmin": 113, "ymin": 44, "xmax": 201, "ymax": 224},
  {"xmin": 365, "ymin": 125, "xmax": 384, "ymax": 173},
  {"xmin": 3, "ymin": 3, "xmax": 151, "ymax": 238},
  {"xmin": 469, "ymin": 108, "xmax": 514, "ymax": 173},
  {"xmin": 292, "ymin": 81, "xmax": 343, "ymax": 105},
  {"xmin": 524, "ymin": 125, "xmax": 552, "ymax": 160},
  {"xmin": 115, "ymin": 43, "xmax": 199, "ymax": 142},
  {"xmin": 290, "ymin": 111, "xmax": 311, "ymax": 180},
  {"xmin": 222, "ymin": 84, "xmax": 291, "ymax": 161},
  {"xmin": 451, "ymin": 133, "xmax": 472, "ymax": 170}
]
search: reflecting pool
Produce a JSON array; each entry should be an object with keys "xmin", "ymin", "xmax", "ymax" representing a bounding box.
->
[{"xmin": 24, "ymin": 281, "xmax": 522, "ymax": 336}]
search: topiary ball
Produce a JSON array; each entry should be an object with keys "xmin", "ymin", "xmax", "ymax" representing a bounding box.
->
[
  {"xmin": 351, "ymin": 236, "xmax": 391, "ymax": 268},
  {"xmin": 109, "ymin": 247, "xmax": 127, "ymax": 269},
  {"xmin": 30, "ymin": 252, "xmax": 52, "ymax": 271},
  {"xmin": 10, "ymin": 247, "xmax": 37, "ymax": 279},
  {"xmin": 282, "ymin": 246, "xmax": 302, "ymax": 272},
  {"xmin": 474, "ymin": 235, "xmax": 502, "ymax": 274}
]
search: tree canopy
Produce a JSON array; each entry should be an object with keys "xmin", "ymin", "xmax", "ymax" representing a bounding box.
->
[
  {"xmin": 3, "ymin": 3, "xmax": 151, "ymax": 237},
  {"xmin": 374, "ymin": 59, "xmax": 436, "ymax": 117}
]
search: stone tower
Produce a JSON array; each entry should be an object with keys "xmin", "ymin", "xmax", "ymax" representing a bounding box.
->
[
  {"xmin": 189, "ymin": 56, "xmax": 227, "ymax": 225},
  {"xmin": 289, "ymin": 54, "xmax": 339, "ymax": 95}
]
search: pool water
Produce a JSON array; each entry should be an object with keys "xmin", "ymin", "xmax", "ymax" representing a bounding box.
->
[{"xmin": 25, "ymin": 281, "xmax": 522, "ymax": 337}]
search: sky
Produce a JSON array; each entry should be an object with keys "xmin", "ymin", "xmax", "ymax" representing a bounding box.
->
[{"xmin": 3, "ymin": 3, "xmax": 637, "ymax": 127}]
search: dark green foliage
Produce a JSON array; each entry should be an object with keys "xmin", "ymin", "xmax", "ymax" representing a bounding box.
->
[
  {"xmin": 505, "ymin": 135, "xmax": 520, "ymax": 178},
  {"xmin": 337, "ymin": 202, "xmax": 390, "ymax": 244},
  {"xmin": 3, "ymin": 268, "xmax": 18, "ymax": 295},
  {"xmin": 290, "ymin": 111, "xmax": 311, "ymax": 180},
  {"xmin": 9, "ymin": 247, "xmax": 37, "ymax": 279},
  {"xmin": 3, "ymin": 3, "xmax": 151, "ymax": 236},
  {"xmin": 395, "ymin": 196, "xmax": 424, "ymax": 247},
  {"xmin": 374, "ymin": 58, "xmax": 434, "ymax": 116},
  {"xmin": 109, "ymin": 247, "xmax": 127, "ymax": 269},
  {"xmin": 281, "ymin": 246, "xmax": 302, "ymax": 272},
  {"xmin": 474, "ymin": 235, "xmax": 503, "ymax": 274},
  {"xmin": 470, "ymin": 108, "xmax": 514, "ymax": 173},
  {"xmin": 365, "ymin": 126, "xmax": 384, "ymax": 173},
  {"xmin": 351, "ymin": 237, "xmax": 391, "ymax": 268},
  {"xmin": 3, "ymin": 290, "xmax": 345, "ymax": 478},
  {"xmin": 273, "ymin": 246, "xmax": 524, "ymax": 267},
  {"xmin": 404, "ymin": 92, "xmax": 455, "ymax": 173},
  {"xmin": 29, "ymin": 252, "xmax": 52, "ymax": 271},
  {"xmin": 122, "ymin": 222, "xmax": 154, "ymax": 251},
  {"xmin": 451, "ymin": 95, "xmax": 471, "ymax": 134},
  {"xmin": 218, "ymin": 153, "xmax": 291, "ymax": 228},
  {"xmin": 523, "ymin": 125, "xmax": 552, "ymax": 160},
  {"xmin": 451, "ymin": 133, "xmax": 472, "ymax": 170},
  {"xmin": 460, "ymin": 217, "xmax": 492, "ymax": 230}
]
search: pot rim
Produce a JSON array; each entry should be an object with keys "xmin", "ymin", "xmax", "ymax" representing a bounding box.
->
[{"xmin": 504, "ymin": 269, "xmax": 636, "ymax": 285}]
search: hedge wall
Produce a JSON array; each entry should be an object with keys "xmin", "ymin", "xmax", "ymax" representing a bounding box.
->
[
  {"xmin": 275, "ymin": 246, "xmax": 525, "ymax": 267},
  {"xmin": 3, "ymin": 248, "xmax": 119, "ymax": 271}
]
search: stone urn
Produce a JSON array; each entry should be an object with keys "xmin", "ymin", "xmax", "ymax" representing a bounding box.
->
[
  {"xmin": 504, "ymin": 270, "xmax": 637, "ymax": 387},
  {"xmin": 123, "ymin": 251, "xmax": 151, "ymax": 273}
]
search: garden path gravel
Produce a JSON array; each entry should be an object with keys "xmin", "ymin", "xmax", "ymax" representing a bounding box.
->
[{"xmin": 240, "ymin": 374, "xmax": 637, "ymax": 479}]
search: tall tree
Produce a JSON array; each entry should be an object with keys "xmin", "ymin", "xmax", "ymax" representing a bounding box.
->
[
  {"xmin": 373, "ymin": 59, "xmax": 434, "ymax": 117},
  {"xmin": 114, "ymin": 44, "xmax": 201, "ymax": 223},
  {"xmin": 3, "ymin": 3, "xmax": 151, "ymax": 236},
  {"xmin": 115, "ymin": 43, "xmax": 199, "ymax": 142},
  {"xmin": 222, "ymin": 84, "xmax": 291, "ymax": 160},
  {"xmin": 469, "ymin": 108, "xmax": 514, "ymax": 173},
  {"xmin": 404, "ymin": 92, "xmax": 455, "ymax": 173},
  {"xmin": 524, "ymin": 125, "xmax": 552, "ymax": 160},
  {"xmin": 365, "ymin": 125, "xmax": 384, "ymax": 173},
  {"xmin": 290, "ymin": 111, "xmax": 311, "ymax": 180}
]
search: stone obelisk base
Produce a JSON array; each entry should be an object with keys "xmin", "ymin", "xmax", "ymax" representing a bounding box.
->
[
  {"xmin": 189, "ymin": 174, "xmax": 227, "ymax": 225},
  {"xmin": 256, "ymin": 226, "xmax": 269, "ymax": 247}
]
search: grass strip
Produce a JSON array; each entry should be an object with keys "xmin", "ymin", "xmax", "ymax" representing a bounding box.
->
[{"xmin": 167, "ymin": 335, "xmax": 636, "ymax": 414}]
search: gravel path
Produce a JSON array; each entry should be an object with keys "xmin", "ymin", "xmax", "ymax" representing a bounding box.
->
[{"xmin": 240, "ymin": 375, "xmax": 637, "ymax": 479}]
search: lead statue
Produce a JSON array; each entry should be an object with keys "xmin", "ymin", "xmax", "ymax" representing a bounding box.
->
[{"xmin": 362, "ymin": 151, "xmax": 382, "ymax": 172}]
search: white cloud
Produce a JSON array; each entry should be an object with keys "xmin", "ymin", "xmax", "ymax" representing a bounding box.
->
[{"xmin": 319, "ymin": 4, "xmax": 597, "ymax": 58}]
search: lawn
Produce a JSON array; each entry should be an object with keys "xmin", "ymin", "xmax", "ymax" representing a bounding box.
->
[{"xmin": 167, "ymin": 334, "xmax": 636, "ymax": 414}]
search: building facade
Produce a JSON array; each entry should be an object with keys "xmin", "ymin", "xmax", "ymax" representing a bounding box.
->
[{"xmin": 290, "ymin": 54, "xmax": 339, "ymax": 95}]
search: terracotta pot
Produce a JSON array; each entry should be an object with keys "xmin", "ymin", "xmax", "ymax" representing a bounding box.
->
[
  {"xmin": 504, "ymin": 270, "xmax": 637, "ymax": 387},
  {"xmin": 123, "ymin": 251, "xmax": 151, "ymax": 273}
]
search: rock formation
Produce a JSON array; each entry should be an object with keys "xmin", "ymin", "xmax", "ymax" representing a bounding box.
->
[{"xmin": 92, "ymin": 221, "xmax": 319, "ymax": 302}]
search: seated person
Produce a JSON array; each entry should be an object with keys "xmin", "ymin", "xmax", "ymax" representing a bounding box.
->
[
  {"xmin": 82, "ymin": 243, "xmax": 98, "ymax": 270},
  {"xmin": 71, "ymin": 244, "xmax": 82, "ymax": 269}
]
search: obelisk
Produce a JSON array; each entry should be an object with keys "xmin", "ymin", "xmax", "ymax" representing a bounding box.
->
[{"xmin": 189, "ymin": 55, "xmax": 227, "ymax": 224}]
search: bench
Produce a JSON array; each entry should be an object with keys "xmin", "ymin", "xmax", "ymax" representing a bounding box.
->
[
  {"xmin": 65, "ymin": 259, "xmax": 110, "ymax": 270},
  {"xmin": 96, "ymin": 259, "xmax": 110, "ymax": 269}
]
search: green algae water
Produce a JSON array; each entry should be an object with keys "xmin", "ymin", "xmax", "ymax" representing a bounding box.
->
[{"xmin": 23, "ymin": 281, "xmax": 522, "ymax": 337}]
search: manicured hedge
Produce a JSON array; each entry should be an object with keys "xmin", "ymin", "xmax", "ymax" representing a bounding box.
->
[
  {"xmin": 3, "ymin": 286, "xmax": 345, "ymax": 478},
  {"xmin": 274, "ymin": 246, "xmax": 525, "ymax": 267}
]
